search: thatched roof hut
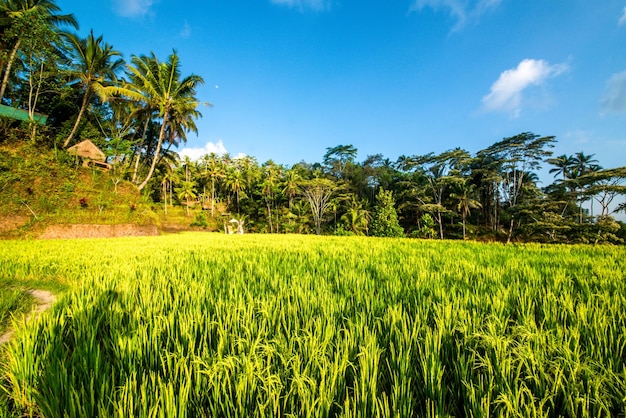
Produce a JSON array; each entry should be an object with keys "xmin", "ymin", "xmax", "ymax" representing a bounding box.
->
[
  {"xmin": 67, "ymin": 140, "xmax": 110, "ymax": 170},
  {"xmin": 67, "ymin": 140, "xmax": 106, "ymax": 162}
]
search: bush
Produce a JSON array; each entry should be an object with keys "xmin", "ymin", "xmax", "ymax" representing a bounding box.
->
[
  {"xmin": 190, "ymin": 212, "xmax": 209, "ymax": 228},
  {"xmin": 370, "ymin": 188, "xmax": 404, "ymax": 238}
]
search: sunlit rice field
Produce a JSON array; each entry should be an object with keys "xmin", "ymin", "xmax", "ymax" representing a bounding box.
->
[{"xmin": 1, "ymin": 233, "xmax": 625, "ymax": 417}]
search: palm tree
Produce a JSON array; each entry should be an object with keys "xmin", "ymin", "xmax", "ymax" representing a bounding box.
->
[
  {"xmin": 450, "ymin": 181, "xmax": 482, "ymax": 240},
  {"xmin": 0, "ymin": 0, "xmax": 77, "ymax": 102},
  {"xmin": 571, "ymin": 152, "xmax": 601, "ymax": 222},
  {"xmin": 282, "ymin": 168, "xmax": 301, "ymax": 210},
  {"xmin": 572, "ymin": 152, "xmax": 600, "ymax": 177},
  {"xmin": 548, "ymin": 154, "xmax": 576, "ymax": 181},
  {"xmin": 225, "ymin": 168, "xmax": 245, "ymax": 214},
  {"xmin": 261, "ymin": 161, "xmax": 281, "ymax": 232},
  {"xmin": 323, "ymin": 144, "xmax": 358, "ymax": 178},
  {"xmin": 341, "ymin": 196, "xmax": 371, "ymax": 235},
  {"xmin": 62, "ymin": 30, "xmax": 124, "ymax": 147},
  {"xmin": 175, "ymin": 180, "xmax": 196, "ymax": 216},
  {"xmin": 202, "ymin": 153, "xmax": 224, "ymax": 216},
  {"xmin": 160, "ymin": 163, "xmax": 178, "ymax": 215},
  {"xmin": 120, "ymin": 51, "xmax": 204, "ymax": 191}
]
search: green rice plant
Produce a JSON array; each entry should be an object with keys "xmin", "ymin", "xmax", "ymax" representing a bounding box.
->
[
  {"xmin": 0, "ymin": 234, "xmax": 624, "ymax": 416},
  {"xmin": 0, "ymin": 289, "xmax": 33, "ymax": 334}
]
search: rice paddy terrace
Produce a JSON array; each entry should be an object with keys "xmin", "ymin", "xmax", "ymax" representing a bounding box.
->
[{"xmin": 0, "ymin": 234, "xmax": 625, "ymax": 417}]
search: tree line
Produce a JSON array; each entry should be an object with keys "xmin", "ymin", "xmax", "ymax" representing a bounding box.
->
[
  {"xmin": 0, "ymin": 1, "xmax": 624, "ymax": 243},
  {"xmin": 149, "ymin": 139, "xmax": 626, "ymax": 243}
]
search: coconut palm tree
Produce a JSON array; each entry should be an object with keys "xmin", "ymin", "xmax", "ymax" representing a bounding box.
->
[
  {"xmin": 175, "ymin": 180, "xmax": 196, "ymax": 216},
  {"xmin": 282, "ymin": 168, "xmax": 301, "ymax": 210},
  {"xmin": 119, "ymin": 51, "xmax": 204, "ymax": 191},
  {"xmin": 450, "ymin": 181, "xmax": 482, "ymax": 240},
  {"xmin": 201, "ymin": 153, "xmax": 224, "ymax": 216},
  {"xmin": 225, "ymin": 167, "xmax": 245, "ymax": 214},
  {"xmin": 572, "ymin": 152, "xmax": 600, "ymax": 177},
  {"xmin": 569, "ymin": 152, "xmax": 601, "ymax": 222},
  {"xmin": 62, "ymin": 30, "xmax": 124, "ymax": 147},
  {"xmin": 341, "ymin": 196, "xmax": 371, "ymax": 235},
  {"xmin": 261, "ymin": 161, "xmax": 282, "ymax": 233},
  {"xmin": 0, "ymin": 0, "xmax": 77, "ymax": 103},
  {"xmin": 548, "ymin": 154, "xmax": 576, "ymax": 181}
]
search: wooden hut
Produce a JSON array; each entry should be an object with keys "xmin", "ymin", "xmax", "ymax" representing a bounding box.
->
[{"xmin": 67, "ymin": 140, "xmax": 111, "ymax": 170}]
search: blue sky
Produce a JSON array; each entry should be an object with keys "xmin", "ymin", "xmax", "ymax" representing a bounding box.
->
[{"xmin": 57, "ymin": 0, "xmax": 626, "ymax": 175}]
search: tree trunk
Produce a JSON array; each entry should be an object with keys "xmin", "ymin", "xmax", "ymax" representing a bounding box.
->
[
  {"xmin": 0, "ymin": 40, "xmax": 20, "ymax": 103},
  {"xmin": 437, "ymin": 211, "xmax": 444, "ymax": 240},
  {"xmin": 506, "ymin": 218, "xmax": 514, "ymax": 244},
  {"xmin": 462, "ymin": 215, "xmax": 467, "ymax": 240},
  {"xmin": 132, "ymin": 118, "xmax": 151, "ymax": 183},
  {"xmin": 211, "ymin": 179, "xmax": 215, "ymax": 217},
  {"xmin": 137, "ymin": 110, "xmax": 169, "ymax": 191},
  {"xmin": 63, "ymin": 85, "xmax": 90, "ymax": 148},
  {"xmin": 267, "ymin": 202, "xmax": 273, "ymax": 233},
  {"xmin": 162, "ymin": 182, "xmax": 167, "ymax": 215}
]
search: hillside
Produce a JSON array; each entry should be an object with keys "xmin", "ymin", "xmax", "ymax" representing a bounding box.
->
[{"xmin": 0, "ymin": 140, "xmax": 160, "ymax": 238}]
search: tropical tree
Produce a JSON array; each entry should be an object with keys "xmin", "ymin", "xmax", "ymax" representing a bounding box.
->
[
  {"xmin": 118, "ymin": 51, "xmax": 204, "ymax": 191},
  {"xmin": 175, "ymin": 180, "xmax": 196, "ymax": 216},
  {"xmin": 12, "ymin": 8, "xmax": 59, "ymax": 140},
  {"xmin": 261, "ymin": 160, "xmax": 281, "ymax": 233},
  {"xmin": 370, "ymin": 188, "xmax": 404, "ymax": 237},
  {"xmin": 225, "ymin": 167, "xmax": 246, "ymax": 214},
  {"xmin": 572, "ymin": 152, "xmax": 600, "ymax": 178},
  {"xmin": 0, "ymin": 0, "xmax": 77, "ymax": 103},
  {"xmin": 201, "ymin": 153, "xmax": 224, "ymax": 216},
  {"xmin": 403, "ymin": 148, "xmax": 469, "ymax": 239},
  {"xmin": 450, "ymin": 180, "xmax": 482, "ymax": 240},
  {"xmin": 548, "ymin": 154, "xmax": 576, "ymax": 181},
  {"xmin": 323, "ymin": 144, "xmax": 357, "ymax": 178},
  {"xmin": 282, "ymin": 168, "xmax": 301, "ymax": 210},
  {"xmin": 300, "ymin": 177, "xmax": 336, "ymax": 235},
  {"xmin": 62, "ymin": 30, "xmax": 124, "ymax": 147},
  {"xmin": 477, "ymin": 133, "xmax": 555, "ymax": 242},
  {"xmin": 340, "ymin": 196, "xmax": 370, "ymax": 235}
]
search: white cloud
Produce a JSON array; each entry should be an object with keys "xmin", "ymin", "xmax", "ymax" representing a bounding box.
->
[
  {"xmin": 270, "ymin": 0, "xmax": 332, "ymax": 12},
  {"xmin": 113, "ymin": 0, "xmax": 156, "ymax": 18},
  {"xmin": 601, "ymin": 70, "xmax": 626, "ymax": 113},
  {"xmin": 179, "ymin": 140, "xmax": 228, "ymax": 161},
  {"xmin": 482, "ymin": 59, "xmax": 568, "ymax": 117},
  {"xmin": 180, "ymin": 21, "xmax": 191, "ymax": 39},
  {"xmin": 410, "ymin": 0, "xmax": 502, "ymax": 30},
  {"xmin": 619, "ymin": 7, "xmax": 626, "ymax": 26}
]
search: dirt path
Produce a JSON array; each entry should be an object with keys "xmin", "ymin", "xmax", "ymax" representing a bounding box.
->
[{"xmin": 0, "ymin": 289, "xmax": 57, "ymax": 345}]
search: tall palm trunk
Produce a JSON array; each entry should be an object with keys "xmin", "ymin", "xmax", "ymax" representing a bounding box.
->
[
  {"xmin": 162, "ymin": 181, "xmax": 168, "ymax": 215},
  {"xmin": 132, "ymin": 117, "xmax": 151, "ymax": 182},
  {"xmin": 0, "ymin": 39, "xmax": 21, "ymax": 103},
  {"xmin": 63, "ymin": 85, "xmax": 90, "ymax": 147},
  {"xmin": 462, "ymin": 214, "xmax": 467, "ymax": 240},
  {"xmin": 137, "ymin": 110, "xmax": 169, "ymax": 191},
  {"xmin": 211, "ymin": 179, "xmax": 215, "ymax": 216},
  {"xmin": 436, "ymin": 211, "xmax": 444, "ymax": 240}
]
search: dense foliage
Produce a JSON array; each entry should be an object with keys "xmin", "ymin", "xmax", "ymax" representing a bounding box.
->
[
  {"xmin": 1, "ymin": 234, "xmax": 625, "ymax": 416},
  {"xmin": 0, "ymin": 0, "xmax": 624, "ymax": 243}
]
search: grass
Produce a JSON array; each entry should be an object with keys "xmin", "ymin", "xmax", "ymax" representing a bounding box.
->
[
  {"xmin": 0, "ymin": 234, "xmax": 625, "ymax": 417},
  {"xmin": 0, "ymin": 290, "xmax": 34, "ymax": 335}
]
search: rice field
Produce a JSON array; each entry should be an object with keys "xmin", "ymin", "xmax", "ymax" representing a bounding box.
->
[
  {"xmin": 0, "ymin": 233, "xmax": 625, "ymax": 417},
  {"xmin": 0, "ymin": 290, "xmax": 33, "ymax": 335}
]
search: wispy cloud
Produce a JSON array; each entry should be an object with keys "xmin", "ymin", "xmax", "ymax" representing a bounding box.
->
[
  {"xmin": 410, "ymin": 0, "xmax": 503, "ymax": 31},
  {"xmin": 482, "ymin": 59, "xmax": 569, "ymax": 117},
  {"xmin": 179, "ymin": 140, "xmax": 228, "ymax": 161},
  {"xmin": 113, "ymin": 0, "xmax": 156, "ymax": 18},
  {"xmin": 619, "ymin": 6, "xmax": 626, "ymax": 26},
  {"xmin": 180, "ymin": 21, "xmax": 191, "ymax": 39},
  {"xmin": 270, "ymin": 0, "xmax": 332, "ymax": 12},
  {"xmin": 601, "ymin": 70, "xmax": 626, "ymax": 113}
]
